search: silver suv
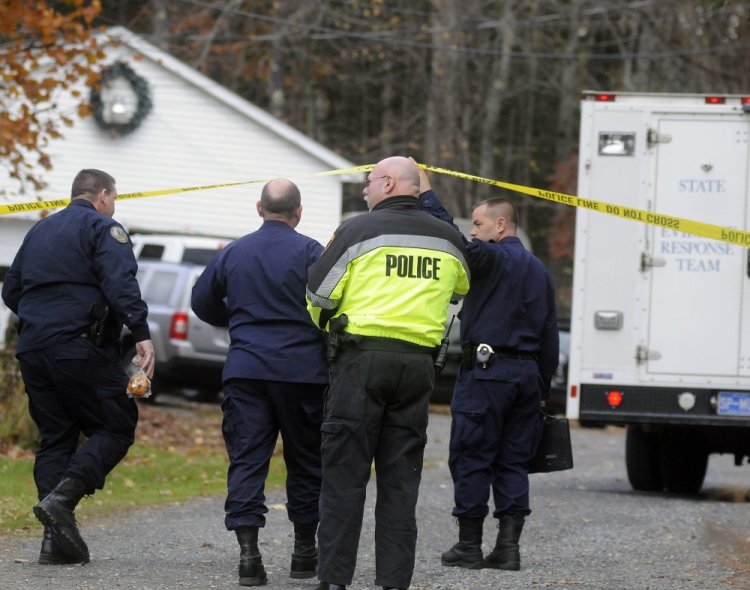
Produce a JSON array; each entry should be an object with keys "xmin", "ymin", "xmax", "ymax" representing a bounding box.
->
[{"xmin": 120, "ymin": 260, "xmax": 229, "ymax": 401}]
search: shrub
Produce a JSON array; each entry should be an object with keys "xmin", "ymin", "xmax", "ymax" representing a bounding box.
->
[{"xmin": 0, "ymin": 346, "xmax": 38, "ymax": 450}]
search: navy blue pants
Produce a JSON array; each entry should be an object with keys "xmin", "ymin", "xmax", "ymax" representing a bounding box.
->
[
  {"xmin": 448, "ymin": 358, "xmax": 543, "ymax": 520},
  {"xmin": 221, "ymin": 378, "xmax": 325, "ymax": 530},
  {"xmin": 17, "ymin": 338, "xmax": 137, "ymax": 500},
  {"xmin": 317, "ymin": 345, "xmax": 435, "ymax": 589}
]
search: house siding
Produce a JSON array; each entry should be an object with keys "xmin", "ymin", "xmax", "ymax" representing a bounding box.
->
[{"xmin": 0, "ymin": 27, "xmax": 358, "ymax": 246}]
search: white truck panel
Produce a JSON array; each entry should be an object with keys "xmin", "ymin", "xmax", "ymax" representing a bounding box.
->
[{"xmin": 569, "ymin": 92, "xmax": 750, "ymax": 421}]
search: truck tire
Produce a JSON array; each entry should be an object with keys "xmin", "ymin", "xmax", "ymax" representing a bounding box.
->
[
  {"xmin": 625, "ymin": 425, "xmax": 664, "ymax": 492},
  {"xmin": 660, "ymin": 428, "xmax": 707, "ymax": 495}
]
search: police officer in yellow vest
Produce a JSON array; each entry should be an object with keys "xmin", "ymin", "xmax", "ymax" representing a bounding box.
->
[{"xmin": 306, "ymin": 156, "xmax": 470, "ymax": 590}]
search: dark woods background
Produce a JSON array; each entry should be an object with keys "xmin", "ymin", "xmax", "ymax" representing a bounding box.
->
[{"xmin": 99, "ymin": 1, "xmax": 750, "ymax": 315}]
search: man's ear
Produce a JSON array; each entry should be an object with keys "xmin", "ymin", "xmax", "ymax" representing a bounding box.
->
[
  {"xmin": 291, "ymin": 206, "xmax": 302, "ymax": 227},
  {"xmin": 496, "ymin": 215, "xmax": 506, "ymax": 236},
  {"xmin": 92, "ymin": 189, "xmax": 107, "ymax": 213},
  {"xmin": 256, "ymin": 201, "xmax": 263, "ymax": 217}
]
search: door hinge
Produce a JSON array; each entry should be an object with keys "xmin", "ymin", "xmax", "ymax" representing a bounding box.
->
[
  {"xmin": 636, "ymin": 344, "xmax": 662, "ymax": 364},
  {"xmin": 640, "ymin": 252, "xmax": 666, "ymax": 271},
  {"xmin": 647, "ymin": 128, "xmax": 672, "ymax": 147}
]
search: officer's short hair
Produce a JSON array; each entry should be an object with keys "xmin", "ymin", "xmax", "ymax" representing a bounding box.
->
[
  {"xmin": 260, "ymin": 179, "xmax": 301, "ymax": 218},
  {"xmin": 71, "ymin": 169, "xmax": 116, "ymax": 199},
  {"xmin": 475, "ymin": 197, "xmax": 518, "ymax": 226}
]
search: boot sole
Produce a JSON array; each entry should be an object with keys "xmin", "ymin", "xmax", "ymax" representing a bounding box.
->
[
  {"xmin": 239, "ymin": 574, "xmax": 268, "ymax": 586},
  {"xmin": 289, "ymin": 570, "xmax": 317, "ymax": 579},
  {"xmin": 33, "ymin": 505, "xmax": 90, "ymax": 564},
  {"xmin": 483, "ymin": 562, "xmax": 520, "ymax": 570},
  {"xmin": 440, "ymin": 558, "xmax": 483, "ymax": 570},
  {"xmin": 38, "ymin": 555, "xmax": 84, "ymax": 565}
]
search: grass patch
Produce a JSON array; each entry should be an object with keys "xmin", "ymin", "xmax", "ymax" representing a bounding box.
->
[{"xmin": 0, "ymin": 400, "xmax": 286, "ymax": 535}]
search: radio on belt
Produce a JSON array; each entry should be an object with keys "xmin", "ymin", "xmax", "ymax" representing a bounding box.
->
[{"xmin": 476, "ymin": 343, "xmax": 495, "ymax": 369}]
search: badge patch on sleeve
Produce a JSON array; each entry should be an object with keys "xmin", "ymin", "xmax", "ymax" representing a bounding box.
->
[{"xmin": 110, "ymin": 226, "xmax": 129, "ymax": 244}]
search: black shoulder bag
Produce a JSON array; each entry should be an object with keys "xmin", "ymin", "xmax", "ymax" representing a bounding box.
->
[{"xmin": 528, "ymin": 410, "xmax": 574, "ymax": 474}]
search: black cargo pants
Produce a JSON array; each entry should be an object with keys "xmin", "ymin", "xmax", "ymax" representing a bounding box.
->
[
  {"xmin": 317, "ymin": 338, "xmax": 435, "ymax": 589},
  {"xmin": 17, "ymin": 338, "xmax": 137, "ymax": 499},
  {"xmin": 221, "ymin": 378, "xmax": 325, "ymax": 530}
]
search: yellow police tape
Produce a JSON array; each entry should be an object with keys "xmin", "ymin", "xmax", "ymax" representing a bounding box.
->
[
  {"xmin": 0, "ymin": 165, "xmax": 371, "ymax": 217},
  {"xmin": 420, "ymin": 164, "xmax": 750, "ymax": 248},
  {"xmin": 2, "ymin": 163, "xmax": 749, "ymax": 248}
]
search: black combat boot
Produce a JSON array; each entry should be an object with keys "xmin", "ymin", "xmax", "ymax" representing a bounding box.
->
[
  {"xmin": 236, "ymin": 527, "xmax": 268, "ymax": 586},
  {"xmin": 289, "ymin": 521, "xmax": 317, "ymax": 579},
  {"xmin": 440, "ymin": 517, "xmax": 484, "ymax": 569},
  {"xmin": 483, "ymin": 515, "xmax": 525, "ymax": 570},
  {"xmin": 315, "ymin": 583, "xmax": 347, "ymax": 590},
  {"xmin": 38, "ymin": 526, "xmax": 85, "ymax": 565},
  {"xmin": 33, "ymin": 476, "xmax": 90, "ymax": 563}
]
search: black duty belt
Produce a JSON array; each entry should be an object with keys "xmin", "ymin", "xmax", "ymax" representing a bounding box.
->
[
  {"xmin": 340, "ymin": 333, "xmax": 438, "ymax": 355},
  {"xmin": 461, "ymin": 342, "xmax": 537, "ymax": 367}
]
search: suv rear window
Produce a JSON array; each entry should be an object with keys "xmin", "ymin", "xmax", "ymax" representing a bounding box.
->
[
  {"xmin": 139, "ymin": 244, "xmax": 166, "ymax": 260},
  {"xmin": 182, "ymin": 248, "xmax": 219, "ymax": 265},
  {"xmin": 142, "ymin": 270, "xmax": 179, "ymax": 304}
]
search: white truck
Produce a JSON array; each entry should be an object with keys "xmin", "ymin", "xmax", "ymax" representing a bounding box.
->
[{"xmin": 567, "ymin": 91, "xmax": 750, "ymax": 494}]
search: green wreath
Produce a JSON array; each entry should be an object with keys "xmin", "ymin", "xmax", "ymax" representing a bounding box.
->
[{"xmin": 90, "ymin": 61, "xmax": 152, "ymax": 136}]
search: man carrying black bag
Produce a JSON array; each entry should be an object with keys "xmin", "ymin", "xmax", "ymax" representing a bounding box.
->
[{"xmin": 417, "ymin": 165, "xmax": 559, "ymax": 572}]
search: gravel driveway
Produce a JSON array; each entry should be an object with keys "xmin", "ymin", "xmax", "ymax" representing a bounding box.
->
[{"xmin": 1, "ymin": 409, "xmax": 749, "ymax": 590}]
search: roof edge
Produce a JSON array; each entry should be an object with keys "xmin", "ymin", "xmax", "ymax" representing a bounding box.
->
[{"xmin": 103, "ymin": 26, "xmax": 359, "ymax": 173}]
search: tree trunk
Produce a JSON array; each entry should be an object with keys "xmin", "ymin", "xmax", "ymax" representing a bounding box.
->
[
  {"xmin": 150, "ymin": 0, "xmax": 170, "ymax": 51},
  {"xmin": 554, "ymin": 0, "xmax": 584, "ymax": 163},
  {"xmin": 478, "ymin": 1, "xmax": 515, "ymax": 199}
]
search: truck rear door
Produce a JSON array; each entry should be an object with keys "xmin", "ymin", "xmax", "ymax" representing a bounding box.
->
[{"xmin": 643, "ymin": 116, "xmax": 750, "ymax": 378}]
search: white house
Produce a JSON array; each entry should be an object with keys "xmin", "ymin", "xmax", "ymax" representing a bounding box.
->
[{"xmin": 0, "ymin": 26, "xmax": 360, "ymax": 249}]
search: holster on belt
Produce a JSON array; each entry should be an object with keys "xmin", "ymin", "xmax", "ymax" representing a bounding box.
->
[
  {"xmin": 462, "ymin": 342, "xmax": 495, "ymax": 369},
  {"xmin": 87, "ymin": 302, "xmax": 110, "ymax": 347},
  {"xmin": 326, "ymin": 314, "xmax": 348, "ymax": 364}
]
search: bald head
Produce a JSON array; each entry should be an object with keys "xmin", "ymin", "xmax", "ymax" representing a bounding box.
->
[
  {"xmin": 362, "ymin": 156, "xmax": 421, "ymax": 210},
  {"xmin": 257, "ymin": 178, "xmax": 302, "ymax": 227}
]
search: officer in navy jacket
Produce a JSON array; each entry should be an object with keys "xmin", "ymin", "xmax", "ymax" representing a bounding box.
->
[
  {"xmin": 417, "ymin": 166, "xmax": 558, "ymax": 573},
  {"xmin": 2, "ymin": 169, "xmax": 154, "ymax": 566},
  {"xmin": 191, "ymin": 178, "xmax": 327, "ymax": 586}
]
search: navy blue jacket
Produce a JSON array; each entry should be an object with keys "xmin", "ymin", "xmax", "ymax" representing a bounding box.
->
[
  {"xmin": 420, "ymin": 190, "xmax": 559, "ymax": 395},
  {"xmin": 191, "ymin": 220, "xmax": 328, "ymax": 385},
  {"xmin": 1, "ymin": 199, "xmax": 150, "ymax": 353}
]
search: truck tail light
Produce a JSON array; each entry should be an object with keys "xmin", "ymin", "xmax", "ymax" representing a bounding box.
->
[
  {"xmin": 606, "ymin": 389, "xmax": 624, "ymax": 409},
  {"xmin": 170, "ymin": 312, "xmax": 189, "ymax": 340},
  {"xmin": 594, "ymin": 93, "xmax": 615, "ymax": 102},
  {"xmin": 705, "ymin": 96, "xmax": 726, "ymax": 104},
  {"xmin": 569, "ymin": 384, "xmax": 578, "ymax": 398}
]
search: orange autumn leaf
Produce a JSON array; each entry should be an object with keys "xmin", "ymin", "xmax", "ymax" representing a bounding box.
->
[{"xmin": 1, "ymin": 0, "xmax": 103, "ymax": 193}]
